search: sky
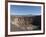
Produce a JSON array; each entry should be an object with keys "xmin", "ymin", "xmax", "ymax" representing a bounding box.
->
[{"xmin": 10, "ymin": 5, "xmax": 41, "ymax": 15}]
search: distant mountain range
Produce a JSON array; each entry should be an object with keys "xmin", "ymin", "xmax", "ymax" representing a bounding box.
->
[{"xmin": 11, "ymin": 14, "xmax": 41, "ymax": 17}]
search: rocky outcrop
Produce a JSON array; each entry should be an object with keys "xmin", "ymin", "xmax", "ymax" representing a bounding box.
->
[{"xmin": 10, "ymin": 15, "xmax": 41, "ymax": 31}]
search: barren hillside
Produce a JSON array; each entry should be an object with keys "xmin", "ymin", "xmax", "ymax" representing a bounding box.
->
[{"xmin": 10, "ymin": 15, "xmax": 41, "ymax": 31}]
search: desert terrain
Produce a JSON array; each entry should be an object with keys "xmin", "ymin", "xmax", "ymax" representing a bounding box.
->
[{"xmin": 10, "ymin": 15, "xmax": 41, "ymax": 31}]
